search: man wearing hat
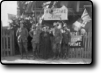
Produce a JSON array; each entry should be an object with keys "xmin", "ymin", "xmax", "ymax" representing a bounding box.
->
[
  {"xmin": 61, "ymin": 23, "xmax": 71, "ymax": 59},
  {"xmin": 16, "ymin": 21, "xmax": 29, "ymax": 59},
  {"xmin": 29, "ymin": 24, "xmax": 41, "ymax": 59},
  {"xmin": 52, "ymin": 22, "xmax": 63, "ymax": 59}
]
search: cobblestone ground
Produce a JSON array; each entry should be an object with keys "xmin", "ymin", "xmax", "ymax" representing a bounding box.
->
[{"xmin": 1, "ymin": 55, "xmax": 91, "ymax": 64}]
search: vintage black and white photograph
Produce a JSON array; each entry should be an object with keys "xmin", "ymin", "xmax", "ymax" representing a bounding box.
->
[{"xmin": 1, "ymin": 1, "xmax": 92, "ymax": 64}]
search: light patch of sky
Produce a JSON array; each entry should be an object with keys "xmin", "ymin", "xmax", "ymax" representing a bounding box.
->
[{"xmin": 1, "ymin": 1, "xmax": 17, "ymax": 27}]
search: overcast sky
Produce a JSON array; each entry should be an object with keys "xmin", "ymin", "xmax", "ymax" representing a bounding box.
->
[{"xmin": 1, "ymin": 1, "xmax": 17, "ymax": 26}]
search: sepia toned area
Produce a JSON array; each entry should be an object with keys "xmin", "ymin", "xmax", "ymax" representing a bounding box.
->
[{"xmin": 1, "ymin": 1, "xmax": 92, "ymax": 64}]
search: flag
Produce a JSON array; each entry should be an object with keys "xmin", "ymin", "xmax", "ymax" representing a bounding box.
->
[
  {"xmin": 43, "ymin": 1, "xmax": 51, "ymax": 6},
  {"xmin": 42, "ymin": 1, "xmax": 51, "ymax": 8},
  {"xmin": 51, "ymin": 1, "xmax": 58, "ymax": 8},
  {"xmin": 81, "ymin": 9, "xmax": 91, "ymax": 23},
  {"xmin": 8, "ymin": 14, "xmax": 16, "ymax": 20},
  {"xmin": 25, "ymin": 1, "xmax": 36, "ymax": 13},
  {"xmin": 43, "ymin": 1, "xmax": 58, "ymax": 9}
]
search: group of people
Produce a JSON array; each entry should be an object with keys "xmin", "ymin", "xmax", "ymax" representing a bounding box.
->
[{"xmin": 16, "ymin": 20, "xmax": 85, "ymax": 60}]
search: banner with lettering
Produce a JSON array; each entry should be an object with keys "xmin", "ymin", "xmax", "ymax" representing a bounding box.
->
[
  {"xmin": 69, "ymin": 31, "xmax": 83, "ymax": 48},
  {"xmin": 44, "ymin": 5, "xmax": 68, "ymax": 20},
  {"xmin": 69, "ymin": 40, "xmax": 83, "ymax": 48}
]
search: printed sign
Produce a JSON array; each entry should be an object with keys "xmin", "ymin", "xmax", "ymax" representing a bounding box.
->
[
  {"xmin": 69, "ymin": 38, "xmax": 83, "ymax": 47},
  {"xmin": 69, "ymin": 32, "xmax": 83, "ymax": 48},
  {"xmin": 44, "ymin": 6, "xmax": 68, "ymax": 20}
]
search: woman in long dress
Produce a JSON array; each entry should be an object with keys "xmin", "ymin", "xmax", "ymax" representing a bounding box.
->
[{"xmin": 39, "ymin": 26, "xmax": 53, "ymax": 59}]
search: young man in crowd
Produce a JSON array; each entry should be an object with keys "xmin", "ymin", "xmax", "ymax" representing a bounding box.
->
[
  {"xmin": 16, "ymin": 21, "xmax": 29, "ymax": 59},
  {"xmin": 61, "ymin": 24, "xmax": 71, "ymax": 59},
  {"xmin": 52, "ymin": 22, "xmax": 63, "ymax": 59},
  {"xmin": 29, "ymin": 24, "xmax": 41, "ymax": 59}
]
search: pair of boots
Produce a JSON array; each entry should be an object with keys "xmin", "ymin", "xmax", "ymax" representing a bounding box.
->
[
  {"xmin": 33, "ymin": 46, "xmax": 39, "ymax": 59},
  {"xmin": 21, "ymin": 52, "xmax": 29, "ymax": 59}
]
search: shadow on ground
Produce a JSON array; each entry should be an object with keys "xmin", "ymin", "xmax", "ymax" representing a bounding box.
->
[{"xmin": 1, "ymin": 56, "xmax": 91, "ymax": 64}]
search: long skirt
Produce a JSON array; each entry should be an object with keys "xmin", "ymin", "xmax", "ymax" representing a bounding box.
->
[{"xmin": 39, "ymin": 33, "xmax": 53, "ymax": 59}]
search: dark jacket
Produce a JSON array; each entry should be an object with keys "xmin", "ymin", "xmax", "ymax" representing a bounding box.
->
[
  {"xmin": 62, "ymin": 30, "xmax": 71, "ymax": 44},
  {"xmin": 54, "ymin": 28, "xmax": 63, "ymax": 44},
  {"xmin": 29, "ymin": 28, "xmax": 41, "ymax": 43},
  {"xmin": 16, "ymin": 27, "xmax": 28, "ymax": 42}
]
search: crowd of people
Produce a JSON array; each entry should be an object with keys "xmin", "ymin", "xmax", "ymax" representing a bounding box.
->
[{"xmin": 16, "ymin": 20, "xmax": 86, "ymax": 60}]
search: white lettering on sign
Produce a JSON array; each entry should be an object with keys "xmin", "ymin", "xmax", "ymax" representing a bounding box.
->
[
  {"xmin": 69, "ymin": 42, "xmax": 81, "ymax": 46},
  {"xmin": 70, "ymin": 31, "xmax": 82, "ymax": 43},
  {"xmin": 70, "ymin": 32, "xmax": 79, "ymax": 36},
  {"xmin": 44, "ymin": 6, "xmax": 68, "ymax": 20}
]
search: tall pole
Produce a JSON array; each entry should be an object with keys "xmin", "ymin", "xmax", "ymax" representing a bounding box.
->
[
  {"xmin": 35, "ymin": 1, "xmax": 36, "ymax": 24},
  {"xmin": 76, "ymin": 1, "xmax": 80, "ymax": 12}
]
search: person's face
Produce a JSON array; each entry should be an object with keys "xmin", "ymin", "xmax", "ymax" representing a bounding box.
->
[
  {"xmin": 46, "ymin": 27, "xmax": 49, "ymax": 31},
  {"xmin": 20, "ymin": 23, "xmax": 23, "ymax": 28},
  {"xmin": 54, "ymin": 25, "xmax": 57, "ymax": 28},
  {"xmin": 81, "ymin": 28, "xmax": 86, "ymax": 35},
  {"xmin": 43, "ymin": 27, "xmax": 47, "ymax": 32},
  {"xmin": 57, "ymin": 24, "xmax": 61, "ymax": 29}
]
